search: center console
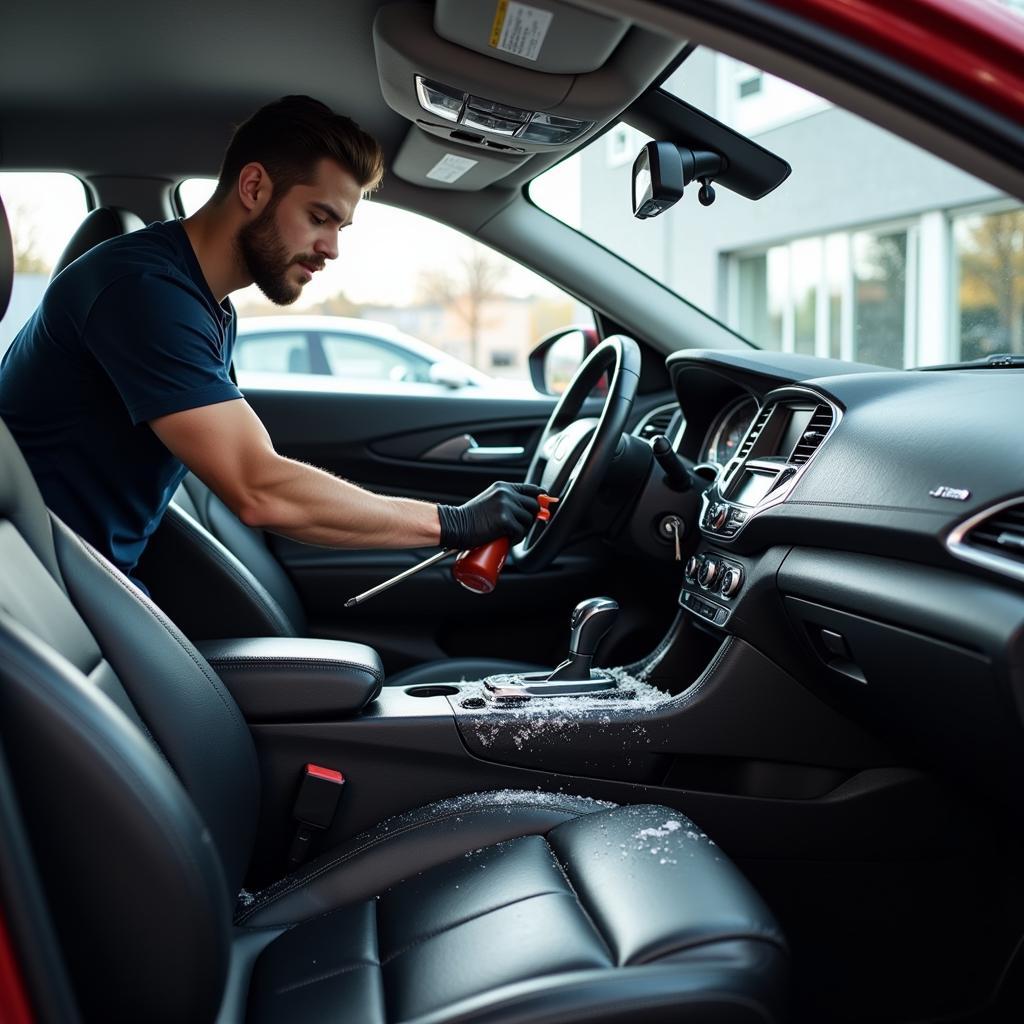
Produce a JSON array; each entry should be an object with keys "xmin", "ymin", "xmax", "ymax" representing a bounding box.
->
[
  {"xmin": 677, "ymin": 386, "xmax": 840, "ymax": 629},
  {"xmin": 223, "ymin": 587, "xmax": 898, "ymax": 895}
]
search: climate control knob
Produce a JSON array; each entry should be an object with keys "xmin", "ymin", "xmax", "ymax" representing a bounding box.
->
[
  {"xmin": 697, "ymin": 557, "xmax": 719, "ymax": 589},
  {"xmin": 684, "ymin": 555, "xmax": 700, "ymax": 583},
  {"xmin": 720, "ymin": 567, "xmax": 743, "ymax": 598}
]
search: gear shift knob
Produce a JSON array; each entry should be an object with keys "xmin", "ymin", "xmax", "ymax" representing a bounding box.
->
[
  {"xmin": 569, "ymin": 597, "xmax": 619, "ymax": 657},
  {"xmin": 547, "ymin": 597, "xmax": 619, "ymax": 682}
]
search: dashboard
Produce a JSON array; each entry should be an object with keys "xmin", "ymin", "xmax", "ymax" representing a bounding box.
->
[{"xmin": 656, "ymin": 349, "xmax": 1024, "ymax": 808}]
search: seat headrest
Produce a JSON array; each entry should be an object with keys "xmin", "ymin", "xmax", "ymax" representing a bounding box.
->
[
  {"xmin": 0, "ymin": 195, "xmax": 13, "ymax": 322},
  {"xmin": 51, "ymin": 206, "xmax": 145, "ymax": 280}
]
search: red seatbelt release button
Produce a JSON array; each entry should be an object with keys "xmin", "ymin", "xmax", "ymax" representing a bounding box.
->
[
  {"xmin": 294, "ymin": 763, "xmax": 345, "ymax": 829},
  {"xmin": 288, "ymin": 764, "xmax": 345, "ymax": 868}
]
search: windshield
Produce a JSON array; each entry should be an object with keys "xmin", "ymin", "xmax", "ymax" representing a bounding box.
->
[{"xmin": 530, "ymin": 46, "xmax": 1024, "ymax": 369}]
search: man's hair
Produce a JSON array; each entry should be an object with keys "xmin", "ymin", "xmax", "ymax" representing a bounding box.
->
[{"xmin": 212, "ymin": 95, "xmax": 384, "ymax": 204}]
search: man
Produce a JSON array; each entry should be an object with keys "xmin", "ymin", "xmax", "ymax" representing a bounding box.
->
[{"xmin": 0, "ymin": 96, "xmax": 540, "ymax": 586}]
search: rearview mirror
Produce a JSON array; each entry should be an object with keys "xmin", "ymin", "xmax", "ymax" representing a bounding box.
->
[{"xmin": 632, "ymin": 141, "xmax": 726, "ymax": 219}]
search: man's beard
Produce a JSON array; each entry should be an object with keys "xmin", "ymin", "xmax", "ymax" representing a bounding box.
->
[{"xmin": 237, "ymin": 205, "xmax": 318, "ymax": 306}]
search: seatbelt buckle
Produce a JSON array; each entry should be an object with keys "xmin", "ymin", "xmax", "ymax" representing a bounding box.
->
[{"xmin": 288, "ymin": 764, "xmax": 345, "ymax": 869}]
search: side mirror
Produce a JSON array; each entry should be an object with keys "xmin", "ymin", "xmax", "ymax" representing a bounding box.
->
[
  {"xmin": 528, "ymin": 325, "xmax": 601, "ymax": 396},
  {"xmin": 632, "ymin": 141, "xmax": 726, "ymax": 219},
  {"xmin": 428, "ymin": 361, "xmax": 474, "ymax": 389}
]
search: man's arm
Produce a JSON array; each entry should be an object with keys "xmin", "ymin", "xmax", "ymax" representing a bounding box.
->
[
  {"xmin": 150, "ymin": 398, "xmax": 540, "ymax": 550},
  {"xmin": 151, "ymin": 398, "xmax": 440, "ymax": 547}
]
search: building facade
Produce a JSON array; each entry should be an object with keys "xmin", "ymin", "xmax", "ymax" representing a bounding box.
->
[{"xmin": 576, "ymin": 49, "xmax": 1023, "ymax": 368}]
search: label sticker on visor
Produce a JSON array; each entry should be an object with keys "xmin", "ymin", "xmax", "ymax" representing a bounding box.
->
[
  {"xmin": 490, "ymin": 1, "xmax": 552, "ymax": 62},
  {"xmin": 426, "ymin": 154, "xmax": 478, "ymax": 183}
]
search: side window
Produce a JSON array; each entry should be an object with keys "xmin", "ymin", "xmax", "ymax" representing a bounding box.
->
[
  {"xmin": 234, "ymin": 333, "xmax": 312, "ymax": 374},
  {"xmin": 178, "ymin": 177, "xmax": 593, "ymax": 392},
  {"xmin": 0, "ymin": 172, "xmax": 90, "ymax": 357},
  {"xmin": 320, "ymin": 334, "xmax": 431, "ymax": 383}
]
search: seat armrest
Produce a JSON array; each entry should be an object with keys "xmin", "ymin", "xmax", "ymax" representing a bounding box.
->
[{"xmin": 197, "ymin": 637, "xmax": 384, "ymax": 721}]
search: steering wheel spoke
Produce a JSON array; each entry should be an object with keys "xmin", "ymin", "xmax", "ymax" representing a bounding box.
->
[{"xmin": 513, "ymin": 336, "xmax": 641, "ymax": 572}]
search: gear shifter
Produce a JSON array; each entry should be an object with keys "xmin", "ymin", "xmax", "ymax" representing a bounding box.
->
[
  {"xmin": 482, "ymin": 596, "xmax": 622, "ymax": 698},
  {"xmin": 546, "ymin": 597, "xmax": 619, "ymax": 682}
]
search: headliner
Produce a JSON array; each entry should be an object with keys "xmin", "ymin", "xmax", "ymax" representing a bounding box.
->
[{"xmin": 0, "ymin": 0, "xmax": 405, "ymax": 178}]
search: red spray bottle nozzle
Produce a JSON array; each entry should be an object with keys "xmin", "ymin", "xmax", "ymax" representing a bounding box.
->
[{"xmin": 452, "ymin": 493, "xmax": 556, "ymax": 594}]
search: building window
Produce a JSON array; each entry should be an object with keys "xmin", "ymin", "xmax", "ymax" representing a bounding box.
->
[
  {"xmin": 791, "ymin": 237, "xmax": 821, "ymax": 356},
  {"xmin": 953, "ymin": 207, "xmax": 1024, "ymax": 361},
  {"xmin": 737, "ymin": 252, "xmax": 783, "ymax": 351},
  {"xmin": 825, "ymin": 234, "xmax": 848, "ymax": 360},
  {"xmin": 606, "ymin": 124, "xmax": 641, "ymax": 167},
  {"xmin": 732, "ymin": 225, "xmax": 912, "ymax": 367},
  {"xmin": 851, "ymin": 230, "xmax": 909, "ymax": 368},
  {"xmin": 714, "ymin": 57, "xmax": 830, "ymax": 136},
  {"xmin": 738, "ymin": 73, "xmax": 763, "ymax": 99}
]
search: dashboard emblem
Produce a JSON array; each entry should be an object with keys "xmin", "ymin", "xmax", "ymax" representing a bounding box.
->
[{"xmin": 929, "ymin": 485, "xmax": 971, "ymax": 501}]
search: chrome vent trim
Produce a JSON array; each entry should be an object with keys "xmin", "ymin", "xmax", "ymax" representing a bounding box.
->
[
  {"xmin": 948, "ymin": 497, "xmax": 1024, "ymax": 583},
  {"xmin": 634, "ymin": 403, "xmax": 683, "ymax": 445},
  {"xmin": 699, "ymin": 386, "xmax": 842, "ymax": 544},
  {"xmin": 790, "ymin": 404, "xmax": 835, "ymax": 464},
  {"xmin": 737, "ymin": 403, "xmax": 773, "ymax": 459}
]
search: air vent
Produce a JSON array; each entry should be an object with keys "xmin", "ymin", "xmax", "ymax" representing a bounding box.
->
[
  {"xmin": 737, "ymin": 403, "xmax": 772, "ymax": 459},
  {"xmin": 963, "ymin": 502, "xmax": 1024, "ymax": 568},
  {"xmin": 635, "ymin": 404, "xmax": 680, "ymax": 443},
  {"xmin": 790, "ymin": 405, "xmax": 834, "ymax": 464}
]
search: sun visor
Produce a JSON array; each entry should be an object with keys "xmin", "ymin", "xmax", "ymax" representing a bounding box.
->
[
  {"xmin": 391, "ymin": 126, "xmax": 528, "ymax": 190},
  {"xmin": 374, "ymin": 2, "xmax": 682, "ymax": 159},
  {"xmin": 433, "ymin": 0, "xmax": 629, "ymax": 74}
]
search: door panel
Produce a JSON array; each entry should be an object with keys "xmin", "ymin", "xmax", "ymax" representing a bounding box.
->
[
  {"xmin": 245, "ymin": 385, "xmax": 621, "ymax": 672},
  {"xmin": 246, "ymin": 386, "xmax": 567, "ymax": 497}
]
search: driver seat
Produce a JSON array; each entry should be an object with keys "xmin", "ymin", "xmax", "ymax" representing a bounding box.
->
[
  {"xmin": 51, "ymin": 208, "xmax": 542, "ymax": 687},
  {"xmin": 153, "ymin": 473, "xmax": 542, "ymax": 686}
]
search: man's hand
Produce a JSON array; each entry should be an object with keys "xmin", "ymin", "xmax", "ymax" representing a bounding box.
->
[{"xmin": 437, "ymin": 482, "xmax": 544, "ymax": 550}]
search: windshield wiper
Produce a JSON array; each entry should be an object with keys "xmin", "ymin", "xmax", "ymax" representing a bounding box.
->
[{"xmin": 922, "ymin": 353, "xmax": 1024, "ymax": 371}]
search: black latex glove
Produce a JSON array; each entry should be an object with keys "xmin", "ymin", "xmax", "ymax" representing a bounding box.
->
[{"xmin": 437, "ymin": 482, "xmax": 545, "ymax": 550}]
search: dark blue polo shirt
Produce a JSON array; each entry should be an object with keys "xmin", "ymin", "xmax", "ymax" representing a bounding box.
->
[{"xmin": 0, "ymin": 219, "xmax": 240, "ymax": 575}]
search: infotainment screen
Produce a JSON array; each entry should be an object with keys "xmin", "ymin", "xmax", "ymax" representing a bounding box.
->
[
  {"xmin": 731, "ymin": 469, "xmax": 777, "ymax": 507},
  {"xmin": 776, "ymin": 407, "xmax": 814, "ymax": 460}
]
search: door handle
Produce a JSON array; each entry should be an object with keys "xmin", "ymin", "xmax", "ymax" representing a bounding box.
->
[
  {"xmin": 462, "ymin": 445, "xmax": 526, "ymax": 463},
  {"xmin": 421, "ymin": 434, "xmax": 526, "ymax": 463}
]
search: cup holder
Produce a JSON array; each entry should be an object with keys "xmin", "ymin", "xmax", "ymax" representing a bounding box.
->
[{"xmin": 405, "ymin": 684, "xmax": 460, "ymax": 698}]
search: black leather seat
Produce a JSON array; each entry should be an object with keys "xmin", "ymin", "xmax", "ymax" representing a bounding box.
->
[
  {"xmin": 50, "ymin": 208, "xmax": 541, "ymax": 686},
  {"xmin": 0, "ymin": 193, "xmax": 788, "ymax": 1022},
  {"xmin": 49, "ymin": 205, "xmax": 145, "ymax": 278}
]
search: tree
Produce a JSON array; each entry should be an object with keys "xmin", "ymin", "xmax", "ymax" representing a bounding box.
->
[
  {"xmin": 959, "ymin": 210, "xmax": 1024, "ymax": 355},
  {"xmin": 311, "ymin": 292, "xmax": 362, "ymax": 318},
  {"xmin": 234, "ymin": 290, "xmax": 362, "ymax": 319},
  {"xmin": 10, "ymin": 202, "xmax": 50, "ymax": 275},
  {"xmin": 417, "ymin": 248, "xmax": 508, "ymax": 367}
]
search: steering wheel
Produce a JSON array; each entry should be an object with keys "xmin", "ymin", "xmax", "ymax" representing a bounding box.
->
[{"xmin": 513, "ymin": 335, "xmax": 641, "ymax": 572}]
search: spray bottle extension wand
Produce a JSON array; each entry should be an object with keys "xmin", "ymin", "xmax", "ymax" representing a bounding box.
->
[{"xmin": 344, "ymin": 494, "xmax": 556, "ymax": 608}]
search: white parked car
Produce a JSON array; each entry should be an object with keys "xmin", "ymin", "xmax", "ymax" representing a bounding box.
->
[{"xmin": 235, "ymin": 315, "xmax": 503, "ymax": 393}]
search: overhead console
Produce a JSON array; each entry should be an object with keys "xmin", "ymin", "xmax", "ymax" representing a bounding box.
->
[
  {"xmin": 700, "ymin": 387, "xmax": 840, "ymax": 542},
  {"xmin": 374, "ymin": 1, "xmax": 683, "ymax": 189}
]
